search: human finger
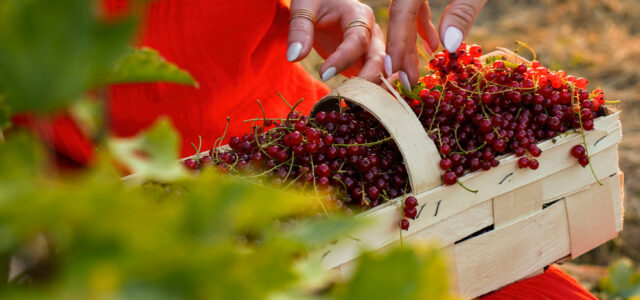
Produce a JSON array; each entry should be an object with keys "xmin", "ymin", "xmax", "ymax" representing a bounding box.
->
[
  {"xmin": 416, "ymin": 1, "xmax": 439, "ymax": 55},
  {"xmin": 438, "ymin": 0, "xmax": 486, "ymax": 52},
  {"xmin": 386, "ymin": 0, "xmax": 422, "ymax": 76},
  {"xmin": 357, "ymin": 23, "xmax": 386, "ymax": 83},
  {"xmin": 287, "ymin": 0, "xmax": 319, "ymax": 62},
  {"xmin": 318, "ymin": 3, "xmax": 375, "ymax": 82}
]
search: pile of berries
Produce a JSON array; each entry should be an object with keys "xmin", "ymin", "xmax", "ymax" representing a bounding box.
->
[
  {"xmin": 184, "ymin": 44, "xmax": 611, "ymax": 229},
  {"xmin": 186, "ymin": 106, "xmax": 410, "ymax": 212},
  {"xmin": 406, "ymin": 43, "xmax": 607, "ymax": 188}
]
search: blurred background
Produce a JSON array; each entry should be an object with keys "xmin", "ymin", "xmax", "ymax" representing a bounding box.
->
[{"xmin": 302, "ymin": 0, "xmax": 640, "ymax": 290}]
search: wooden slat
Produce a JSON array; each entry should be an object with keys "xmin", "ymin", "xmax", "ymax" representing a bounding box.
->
[
  {"xmin": 317, "ymin": 121, "xmax": 621, "ymax": 269},
  {"xmin": 319, "ymin": 144, "xmax": 619, "ymax": 269},
  {"xmin": 455, "ymin": 200, "xmax": 571, "ymax": 298},
  {"xmin": 405, "ymin": 201, "xmax": 494, "ymax": 246},
  {"xmin": 543, "ymin": 142, "xmax": 619, "ymax": 204},
  {"xmin": 614, "ymin": 171, "xmax": 624, "ymax": 232},
  {"xmin": 565, "ymin": 173, "xmax": 620, "ymax": 258},
  {"xmin": 493, "ymin": 180, "xmax": 543, "ymax": 228}
]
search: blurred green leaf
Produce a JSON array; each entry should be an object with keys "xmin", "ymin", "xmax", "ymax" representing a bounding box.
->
[
  {"xmin": 68, "ymin": 96, "xmax": 105, "ymax": 140},
  {"xmin": 108, "ymin": 47, "xmax": 198, "ymax": 87},
  {"xmin": 108, "ymin": 117, "xmax": 188, "ymax": 183},
  {"xmin": 0, "ymin": 0, "xmax": 135, "ymax": 114},
  {"xmin": 0, "ymin": 96, "xmax": 9, "ymax": 130},
  {"xmin": 283, "ymin": 217, "xmax": 364, "ymax": 248},
  {"xmin": 598, "ymin": 258, "xmax": 640, "ymax": 299},
  {"xmin": 335, "ymin": 245, "xmax": 452, "ymax": 300}
]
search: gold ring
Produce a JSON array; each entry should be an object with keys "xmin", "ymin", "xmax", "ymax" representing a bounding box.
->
[
  {"xmin": 289, "ymin": 8, "xmax": 317, "ymax": 24},
  {"xmin": 345, "ymin": 19, "xmax": 371, "ymax": 33}
]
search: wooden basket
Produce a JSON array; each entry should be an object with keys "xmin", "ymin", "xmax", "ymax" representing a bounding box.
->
[{"xmin": 309, "ymin": 50, "xmax": 624, "ymax": 298}]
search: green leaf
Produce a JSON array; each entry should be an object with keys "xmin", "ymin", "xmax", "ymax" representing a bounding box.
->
[
  {"xmin": 108, "ymin": 47, "xmax": 198, "ymax": 87},
  {"xmin": 0, "ymin": 95, "xmax": 9, "ymax": 130},
  {"xmin": 0, "ymin": 0, "xmax": 136, "ymax": 114},
  {"xmin": 598, "ymin": 258, "xmax": 640, "ymax": 299},
  {"xmin": 0, "ymin": 132, "xmax": 44, "ymax": 200},
  {"xmin": 395, "ymin": 79, "xmax": 426, "ymax": 100},
  {"xmin": 68, "ymin": 96, "xmax": 105, "ymax": 140},
  {"xmin": 108, "ymin": 117, "xmax": 188, "ymax": 183},
  {"xmin": 610, "ymin": 259, "xmax": 635, "ymax": 294},
  {"xmin": 283, "ymin": 217, "xmax": 364, "ymax": 247},
  {"xmin": 336, "ymin": 245, "xmax": 451, "ymax": 300}
]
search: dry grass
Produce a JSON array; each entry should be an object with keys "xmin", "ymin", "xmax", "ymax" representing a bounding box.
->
[{"xmin": 302, "ymin": 0, "xmax": 640, "ymax": 268}]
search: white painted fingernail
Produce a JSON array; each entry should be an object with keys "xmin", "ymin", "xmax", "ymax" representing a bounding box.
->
[
  {"xmin": 287, "ymin": 42, "xmax": 303, "ymax": 62},
  {"xmin": 399, "ymin": 71, "xmax": 411, "ymax": 91},
  {"xmin": 443, "ymin": 27, "xmax": 463, "ymax": 53},
  {"xmin": 321, "ymin": 67, "xmax": 337, "ymax": 82},
  {"xmin": 384, "ymin": 55, "xmax": 393, "ymax": 77}
]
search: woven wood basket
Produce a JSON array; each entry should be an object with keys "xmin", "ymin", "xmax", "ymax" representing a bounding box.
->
[{"xmin": 307, "ymin": 49, "xmax": 624, "ymax": 298}]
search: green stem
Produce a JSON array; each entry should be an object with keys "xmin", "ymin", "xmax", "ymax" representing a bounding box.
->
[{"xmin": 457, "ymin": 180, "xmax": 478, "ymax": 193}]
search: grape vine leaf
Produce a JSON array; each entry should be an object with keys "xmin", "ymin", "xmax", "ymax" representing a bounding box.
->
[
  {"xmin": 108, "ymin": 47, "xmax": 199, "ymax": 87},
  {"xmin": 0, "ymin": 0, "xmax": 136, "ymax": 114},
  {"xmin": 108, "ymin": 117, "xmax": 188, "ymax": 183}
]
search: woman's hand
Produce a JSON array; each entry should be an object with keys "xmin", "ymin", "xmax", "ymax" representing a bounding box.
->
[
  {"xmin": 385, "ymin": 0, "xmax": 487, "ymax": 89},
  {"xmin": 287, "ymin": 0, "xmax": 386, "ymax": 83}
]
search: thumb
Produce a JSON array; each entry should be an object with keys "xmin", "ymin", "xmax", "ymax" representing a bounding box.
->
[{"xmin": 438, "ymin": 0, "xmax": 486, "ymax": 52}]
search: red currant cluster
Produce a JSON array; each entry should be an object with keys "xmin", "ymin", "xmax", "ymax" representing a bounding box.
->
[
  {"xmin": 400, "ymin": 196, "xmax": 418, "ymax": 230},
  {"xmin": 570, "ymin": 144, "xmax": 590, "ymax": 167},
  {"xmin": 403, "ymin": 43, "xmax": 605, "ymax": 186},
  {"xmin": 187, "ymin": 106, "xmax": 410, "ymax": 211},
  {"xmin": 183, "ymin": 44, "xmax": 610, "ymax": 228}
]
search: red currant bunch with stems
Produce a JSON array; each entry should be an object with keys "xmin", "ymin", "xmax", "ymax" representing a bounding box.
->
[
  {"xmin": 400, "ymin": 196, "xmax": 418, "ymax": 230},
  {"xmin": 184, "ymin": 44, "xmax": 611, "ymax": 218},
  {"xmin": 203, "ymin": 102, "xmax": 410, "ymax": 212},
  {"xmin": 406, "ymin": 43, "xmax": 606, "ymax": 186}
]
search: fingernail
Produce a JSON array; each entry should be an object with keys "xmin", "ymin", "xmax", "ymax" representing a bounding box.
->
[
  {"xmin": 399, "ymin": 71, "xmax": 411, "ymax": 91},
  {"xmin": 321, "ymin": 67, "xmax": 337, "ymax": 82},
  {"xmin": 422, "ymin": 40, "xmax": 433, "ymax": 57},
  {"xmin": 443, "ymin": 27, "xmax": 463, "ymax": 53},
  {"xmin": 384, "ymin": 55, "xmax": 393, "ymax": 77},
  {"xmin": 287, "ymin": 42, "xmax": 303, "ymax": 62}
]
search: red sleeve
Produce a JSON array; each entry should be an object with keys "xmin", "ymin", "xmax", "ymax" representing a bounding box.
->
[{"xmin": 480, "ymin": 265, "xmax": 597, "ymax": 300}]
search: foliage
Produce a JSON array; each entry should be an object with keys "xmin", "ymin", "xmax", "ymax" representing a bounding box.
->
[
  {"xmin": 0, "ymin": 0, "xmax": 135, "ymax": 114},
  {"xmin": 0, "ymin": 0, "xmax": 196, "ymax": 118},
  {"xmin": 0, "ymin": 122, "xmax": 453, "ymax": 299},
  {"xmin": 0, "ymin": 0, "xmax": 455, "ymax": 299},
  {"xmin": 596, "ymin": 258, "xmax": 640, "ymax": 300},
  {"xmin": 108, "ymin": 117, "xmax": 189, "ymax": 184},
  {"xmin": 108, "ymin": 47, "xmax": 199, "ymax": 87}
]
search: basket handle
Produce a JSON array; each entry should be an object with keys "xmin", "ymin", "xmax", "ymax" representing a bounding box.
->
[{"xmin": 311, "ymin": 78, "xmax": 442, "ymax": 195}]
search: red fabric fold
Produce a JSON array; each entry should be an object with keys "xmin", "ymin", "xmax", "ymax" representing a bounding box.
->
[{"xmin": 480, "ymin": 265, "xmax": 597, "ymax": 299}]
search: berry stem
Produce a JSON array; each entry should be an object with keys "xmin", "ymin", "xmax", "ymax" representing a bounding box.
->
[
  {"xmin": 333, "ymin": 136, "xmax": 394, "ymax": 148},
  {"xmin": 456, "ymin": 180, "xmax": 478, "ymax": 193},
  {"xmin": 213, "ymin": 116, "xmax": 231, "ymax": 160},
  {"xmin": 571, "ymin": 85, "xmax": 603, "ymax": 186}
]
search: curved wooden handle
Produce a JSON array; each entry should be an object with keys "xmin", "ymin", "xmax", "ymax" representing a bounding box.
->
[{"xmin": 311, "ymin": 78, "xmax": 442, "ymax": 195}]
